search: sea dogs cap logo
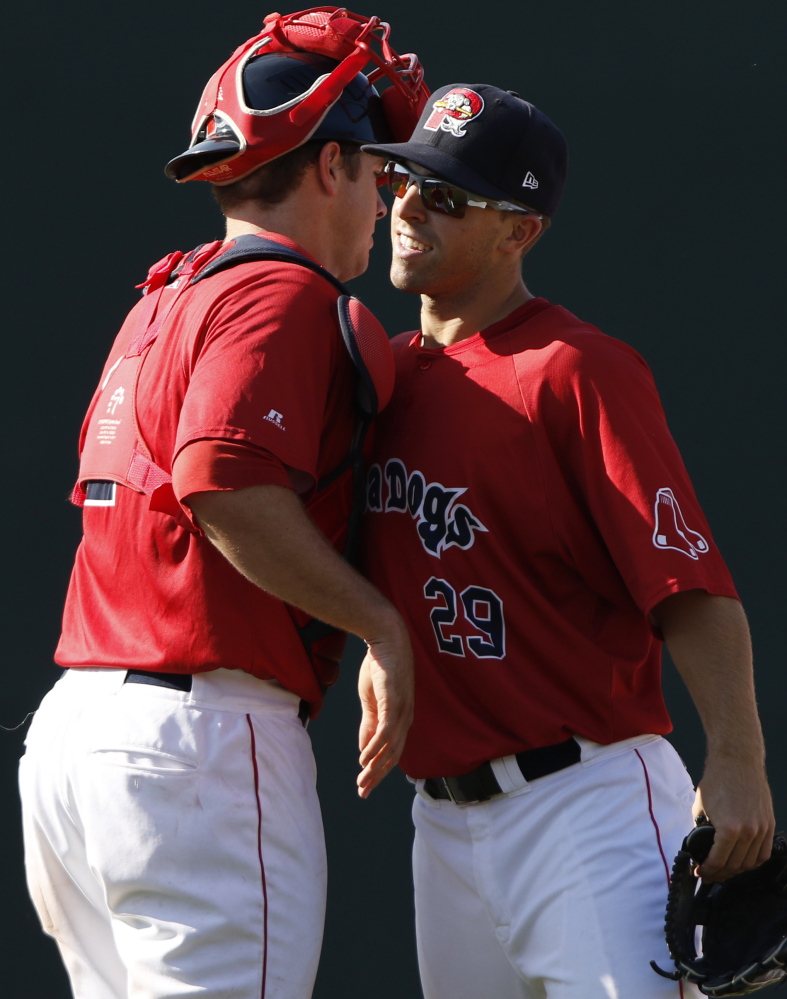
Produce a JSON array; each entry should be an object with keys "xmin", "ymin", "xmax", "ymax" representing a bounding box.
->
[{"xmin": 423, "ymin": 88, "xmax": 484, "ymax": 138}]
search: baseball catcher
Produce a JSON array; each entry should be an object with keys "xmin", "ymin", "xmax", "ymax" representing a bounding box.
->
[{"xmin": 19, "ymin": 8, "xmax": 427, "ymax": 998}]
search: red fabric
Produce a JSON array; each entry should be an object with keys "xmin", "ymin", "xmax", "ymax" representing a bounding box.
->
[
  {"xmin": 57, "ymin": 233, "xmax": 355, "ymax": 710},
  {"xmin": 363, "ymin": 299, "xmax": 738, "ymax": 776},
  {"xmin": 173, "ymin": 439, "xmax": 293, "ymax": 527}
]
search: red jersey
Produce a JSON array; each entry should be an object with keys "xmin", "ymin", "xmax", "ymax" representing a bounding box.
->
[
  {"xmin": 56, "ymin": 233, "xmax": 356, "ymax": 711},
  {"xmin": 363, "ymin": 299, "xmax": 738, "ymax": 776}
]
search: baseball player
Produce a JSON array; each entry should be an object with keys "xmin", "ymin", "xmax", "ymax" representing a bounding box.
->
[
  {"xmin": 18, "ymin": 10, "xmax": 428, "ymax": 999},
  {"xmin": 361, "ymin": 85, "xmax": 775, "ymax": 998}
]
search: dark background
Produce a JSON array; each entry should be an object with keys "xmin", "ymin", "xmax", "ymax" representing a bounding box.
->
[{"xmin": 2, "ymin": 1, "xmax": 784, "ymax": 995}]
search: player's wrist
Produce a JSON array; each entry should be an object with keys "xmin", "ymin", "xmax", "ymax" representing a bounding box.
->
[
  {"xmin": 359, "ymin": 603, "xmax": 410, "ymax": 653},
  {"xmin": 704, "ymin": 733, "xmax": 766, "ymax": 765}
]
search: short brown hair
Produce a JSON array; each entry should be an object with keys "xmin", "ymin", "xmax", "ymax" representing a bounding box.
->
[{"xmin": 212, "ymin": 139, "xmax": 363, "ymax": 213}]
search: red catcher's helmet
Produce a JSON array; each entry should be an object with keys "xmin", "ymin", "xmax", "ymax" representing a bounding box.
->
[{"xmin": 165, "ymin": 7, "xmax": 430, "ymax": 185}]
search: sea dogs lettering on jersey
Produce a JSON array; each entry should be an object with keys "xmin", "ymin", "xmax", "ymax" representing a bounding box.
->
[
  {"xmin": 653, "ymin": 487, "xmax": 709, "ymax": 560},
  {"xmin": 367, "ymin": 459, "xmax": 487, "ymax": 557}
]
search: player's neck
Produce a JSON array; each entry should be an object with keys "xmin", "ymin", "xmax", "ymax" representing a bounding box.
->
[
  {"xmin": 419, "ymin": 281, "xmax": 533, "ymax": 349},
  {"xmin": 222, "ymin": 186, "xmax": 342, "ymax": 275},
  {"xmin": 224, "ymin": 207, "xmax": 321, "ymax": 259}
]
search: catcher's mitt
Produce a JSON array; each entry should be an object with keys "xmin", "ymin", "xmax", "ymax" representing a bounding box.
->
[{"xmin": 651, "ymin": 822, "xmax": 787, "ymax": 996}]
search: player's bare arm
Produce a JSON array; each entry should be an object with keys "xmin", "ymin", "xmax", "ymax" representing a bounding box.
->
[
  {"xmin": 652, "ymin": 589, "xmax": 775, "ymax": 881},
  {"xmin": 185, "ymin": 482, "xmax": 414, "ymax": 796}
]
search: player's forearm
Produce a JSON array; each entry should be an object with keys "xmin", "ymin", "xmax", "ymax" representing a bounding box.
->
[
  {"xmin": 653, "ymin": 589, "xmax": 774, "ymax": 877},
  {"xmin": 186, "ymin": 483, "xmax": 405, "ymax": 644},
  {"xmin": 653, "ymin": 590, "xmax": 765, "ymax": 762},
  {"xmin": 188, "ymin": 482, "xmax": 414, "ymax": 794}
]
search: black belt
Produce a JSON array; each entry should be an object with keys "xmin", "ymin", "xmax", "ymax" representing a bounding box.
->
[
  {"xmin": 423, "ymin": 737, "xmax": 582, "ymax": 805},
  {"xmin": 125, "ymin": 669, "xmax": 193, "ymax": 692},
  {"xmin": 123, "ymin": 670, "xmax": 310, "ymax": 726}
]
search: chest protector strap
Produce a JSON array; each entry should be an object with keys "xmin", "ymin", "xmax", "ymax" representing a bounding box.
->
[
  {"xmin": 191, "ymin": 236, "xmax": 396, "ymax": 671},
  {"xmin": 190, "ymin": 235, "xmax": 395, "ymax": 565},
  {"xmin": 190, "ymin": 235, "xmax": 395, "ymax": 489}
]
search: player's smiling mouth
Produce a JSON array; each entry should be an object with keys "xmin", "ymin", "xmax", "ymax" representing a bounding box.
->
[{"xmin": 397, "ymin": 233, "xmax": 432, "ymax": 253}]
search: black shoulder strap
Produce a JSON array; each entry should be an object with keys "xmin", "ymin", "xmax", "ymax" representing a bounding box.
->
[
  {"xmin": 190, "ymin": 234, "xmax": 349, "ymax": 296},
  {"xmin": 189, "ymin": 233, "xmax": 373, "ymax": 671}
]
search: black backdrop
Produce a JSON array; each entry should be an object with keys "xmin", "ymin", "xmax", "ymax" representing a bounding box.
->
[{"xmin": 2, "ymin": 2, "xmax": 785, "ymax": 995}]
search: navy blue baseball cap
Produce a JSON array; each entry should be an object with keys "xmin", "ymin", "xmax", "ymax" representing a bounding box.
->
[{"xmin": 363, "ymin": 83, "xmax": 568, "ymax": 217}]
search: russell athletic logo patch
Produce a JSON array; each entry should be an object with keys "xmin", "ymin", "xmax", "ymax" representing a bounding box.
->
[
  {"xmin": 423, "ymin": 88, "xmax": 484, "ymax": 137},
  {"xmin": 263, "ymin": 409, "xmax": 285, "ymax": 430},
  {"xmin": 652, "ymin": 487, "xmax": 709, "ymax": 560}
]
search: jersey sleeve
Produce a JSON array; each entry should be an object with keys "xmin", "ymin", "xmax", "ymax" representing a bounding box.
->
[
  {"xmin": 171, "ymin": 439, "xmax": 295, "ymax": 533},
  {"xmin": 533, "ymin": 332, "xmax": 738, "ymax": 614},
  {"xmin": 173, "ymin": 439, "xmax": 293, "ymax": 495},
  {"xmin": 174, "ymin": 263, "xmax": 342, "ymax": 483}
]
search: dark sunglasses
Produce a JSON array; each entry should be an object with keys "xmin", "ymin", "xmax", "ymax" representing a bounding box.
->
[{"xmin": 385, "ymin": 162, "xmax": 543, "ymax": 220}]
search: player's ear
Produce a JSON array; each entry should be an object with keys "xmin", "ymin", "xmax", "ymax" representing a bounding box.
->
[
  {"xmin": 500, "ymin": 214, "xmax": 546, "ymax": 258},
  {"xmin": 315, "ymin": 141, "xmax": 343, "ymax": 197}
]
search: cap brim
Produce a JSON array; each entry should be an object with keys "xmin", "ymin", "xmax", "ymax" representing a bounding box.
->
[
  {"xmin": 164, "ymin": 138, "xmax": 242, "ymax": 182},
  {"xmin": 361, "ymin": 140, "xmax": 523, "ymax": 206}
]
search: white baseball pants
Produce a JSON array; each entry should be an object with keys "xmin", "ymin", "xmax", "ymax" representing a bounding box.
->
[
  {"xmin": 411, "ymin": 735, "xmax": 702, "ymax": 999},
  {"xmin": 19, "ymin": 667, "xmax": 326, "ymax": 999}
]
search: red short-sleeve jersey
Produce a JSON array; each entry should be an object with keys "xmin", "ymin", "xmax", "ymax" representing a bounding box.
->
[
  {"xmin": 56, "ymin": 234, "xmax": 356, "ymax": 711},
  {"xmin": 363, "ymin": 299, "xmax": 738, "ymax": 776}
]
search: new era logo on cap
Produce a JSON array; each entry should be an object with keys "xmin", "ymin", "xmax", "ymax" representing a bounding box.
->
[{"xmin": 522, "ymin": 171, "xmax": 538, "ymax": 189}]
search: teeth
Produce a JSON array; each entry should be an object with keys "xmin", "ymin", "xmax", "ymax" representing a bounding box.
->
[{"xmin": 399, "ymin": 234, "xmax": 431, "ymax": 252}]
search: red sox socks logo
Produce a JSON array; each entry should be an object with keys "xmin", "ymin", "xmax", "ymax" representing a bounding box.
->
[
  {"xmin": 652, "ymin": 487, "xmax": 709, "ymax": 559},
  {"xmin": 423, "ymin": 88, "xmax": 484, "ymax": 137},
  {"xmin": 367, "ymin": 459, "xmax": 487, "ymax": 556}
]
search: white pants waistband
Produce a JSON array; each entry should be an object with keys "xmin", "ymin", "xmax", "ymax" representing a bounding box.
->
[
  {"xmin": 56, "ymin": 666, "xmax": 300, "ymax": 715},
  {"xmin": 413, "ymin": 733, "xmax": 663, "ymax": 799}
]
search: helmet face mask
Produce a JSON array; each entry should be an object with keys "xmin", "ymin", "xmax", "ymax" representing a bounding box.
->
[{"xmin": 165, "ymin": 7, "xmax": 429, "ymax": 184}]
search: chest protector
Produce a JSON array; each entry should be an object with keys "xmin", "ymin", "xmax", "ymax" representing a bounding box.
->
[{"xmin": 72, "ymin": 234, "xmax": 394, "ymax": 544}]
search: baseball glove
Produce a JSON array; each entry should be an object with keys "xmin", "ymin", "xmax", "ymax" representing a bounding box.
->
[{"xmin": 651, "ymin": 822, "xmax": 787, "ymax": 996}]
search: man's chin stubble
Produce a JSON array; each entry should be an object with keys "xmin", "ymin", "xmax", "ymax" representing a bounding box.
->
[{"xmin": 390, "ymin": 263, "xmax": 433, "ymax": 296}]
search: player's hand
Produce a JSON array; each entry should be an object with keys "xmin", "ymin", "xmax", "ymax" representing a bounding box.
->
[
  {"xmin": 692, "ymin": 753, "xmax": 775, "ymax": 882},
  {"xmin": 356, "ymin": 617, "xmax": 414, "ymax": 798}
]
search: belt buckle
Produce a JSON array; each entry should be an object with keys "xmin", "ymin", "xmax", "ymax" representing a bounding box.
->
[{"xmin": 441, "ymin": 776, "xmax": 484, "ymax": 806}]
